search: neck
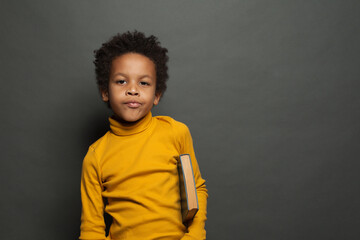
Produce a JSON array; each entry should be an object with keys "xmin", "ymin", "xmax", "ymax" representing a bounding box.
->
[
  {"xmin": 109, "ymin": 112, "xmax": 153, "ymax": 136},
  {"xmin": 112, "ymin": 115, "xmax": 145, "ymax": 127}
]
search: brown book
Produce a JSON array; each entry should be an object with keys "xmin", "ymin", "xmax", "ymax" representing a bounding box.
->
[{"xmin": 178, "ymin": 154, "xmax": 199, "ymax": 223}]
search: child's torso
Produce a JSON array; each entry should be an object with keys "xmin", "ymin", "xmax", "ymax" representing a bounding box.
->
[{"xmin": 95, "ymin": 116, "xmax": 186, "ymax": 239}]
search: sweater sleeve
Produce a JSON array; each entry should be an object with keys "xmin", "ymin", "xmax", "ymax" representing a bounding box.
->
[
  {"xmin": 79, "ymin": 146, "xmax": 106, "ymax": 240},
  {"xmin": 176, "ymin": 123, "xmax": 208, "ymax": 240}
]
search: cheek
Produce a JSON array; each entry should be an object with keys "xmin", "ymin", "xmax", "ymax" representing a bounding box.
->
[{"xmin": 109, "ymin": 87, "xmax": 124, "ymax": 99}]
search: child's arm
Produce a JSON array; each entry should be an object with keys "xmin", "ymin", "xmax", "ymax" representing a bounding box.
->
[
  {"xmin": 79, "ymin": 146, "xmax": 106, "ymax": 240},
  {"xmin": 177, "ymin": 123, "xmax": 208, "ymax": 240}
]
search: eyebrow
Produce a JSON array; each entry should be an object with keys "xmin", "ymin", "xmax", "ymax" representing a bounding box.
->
[{"xmin": 112, "ymin": 73, "xmax": 153, "ymax": 80}]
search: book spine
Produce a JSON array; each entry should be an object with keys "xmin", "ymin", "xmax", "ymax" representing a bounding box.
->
[{"xmin": 180, "ymin": 154, "xmax": 199, "ymax": 208}]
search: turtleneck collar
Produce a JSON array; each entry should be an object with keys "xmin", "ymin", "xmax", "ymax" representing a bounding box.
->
[{"xmin": 109, "ymin": 112, "xmax": 153, "ymax": 136}]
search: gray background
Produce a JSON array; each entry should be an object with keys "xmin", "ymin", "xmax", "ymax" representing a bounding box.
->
[{"xmin": 1, "ymin": 0, "xmax": 359, "ymax": 239}]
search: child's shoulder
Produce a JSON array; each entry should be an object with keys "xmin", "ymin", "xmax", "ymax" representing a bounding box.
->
[{"xmin": 154, "ymin": 115, "xmax": 190, "ymax": 135}]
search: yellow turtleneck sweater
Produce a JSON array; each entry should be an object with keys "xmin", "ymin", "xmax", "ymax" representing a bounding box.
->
[{"xmin": 79, "ymin": 112, "xmax": 208, "ymax": 240}]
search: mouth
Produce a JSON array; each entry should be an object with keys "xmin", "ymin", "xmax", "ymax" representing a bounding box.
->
[{"xmin": 125, "ymin": 101, "xmax": 141, "ymax": 108}]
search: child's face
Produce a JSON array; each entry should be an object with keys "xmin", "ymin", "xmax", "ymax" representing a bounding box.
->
[{"xmin": 101, "ymin": 53, "xmax": 161, "ymax": 123}]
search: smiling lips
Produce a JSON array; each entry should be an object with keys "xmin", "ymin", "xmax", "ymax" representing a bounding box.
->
[{"xmin": 125, "ymin": 101, "xmax": 141, "ymax": 108}]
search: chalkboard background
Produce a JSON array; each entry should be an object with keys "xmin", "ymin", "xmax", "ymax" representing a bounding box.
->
[{"xmin": 1, "ymin": 1, "xmax": 359, "ymax": 239}]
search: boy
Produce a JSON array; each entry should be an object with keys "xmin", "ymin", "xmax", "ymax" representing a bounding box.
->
[{"xmin": 79, "ymin": 31, "xmax": 208, "ymax": 240}]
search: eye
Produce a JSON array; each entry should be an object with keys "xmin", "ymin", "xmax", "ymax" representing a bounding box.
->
[
  {"xmin": 116, "ymin": 80, "xmax": 126, "ymax": 84},
  {"xmin": 140, "ymin": 81, "xmax": 150, "ymax": 86}
]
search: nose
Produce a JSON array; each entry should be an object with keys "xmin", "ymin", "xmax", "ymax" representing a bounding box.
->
[{"xmin": 125, "ymin": 83, "xmax": 139, "ymax": 96}]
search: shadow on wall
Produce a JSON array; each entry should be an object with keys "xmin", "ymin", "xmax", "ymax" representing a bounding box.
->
[{"xmin": 80, "ymin": 110, "xmax": 111, "ymax": 148}]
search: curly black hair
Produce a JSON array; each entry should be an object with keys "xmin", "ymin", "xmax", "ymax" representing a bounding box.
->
[{"xmin": 94, "ymin": 31, "xmax": 169, "ymax": 98}]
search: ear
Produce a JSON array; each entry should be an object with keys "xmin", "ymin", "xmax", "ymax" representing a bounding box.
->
[
  {"xmin": 101, "ymin": 90, "xmax": 109, "ymax": 102},
  {"xmin": 153, "ymin": 92, "xmax": 161, "ymax": 106}
]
